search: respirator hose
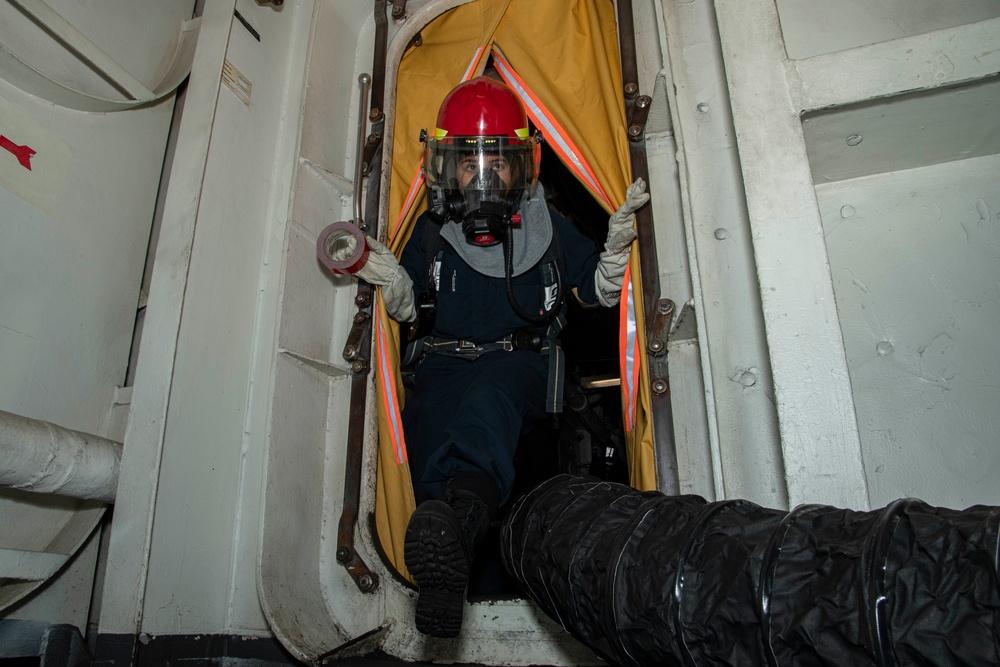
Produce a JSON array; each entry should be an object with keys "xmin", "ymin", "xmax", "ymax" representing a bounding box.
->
[{"xmin": 502, "ymin": 220, "xmax": 562, "ymax": 326}]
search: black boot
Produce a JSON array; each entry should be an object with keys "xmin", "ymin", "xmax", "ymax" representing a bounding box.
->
[{"xmin": 404, "ymin": 472, "xmax": 499, "ymax": 638}]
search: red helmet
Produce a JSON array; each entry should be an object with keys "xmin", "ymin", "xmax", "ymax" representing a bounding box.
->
[
  {"xmin": 422, "ymin": 76, "xmax": 541, "ymax": 242},
  {"xmin": 434, "ymin": 76, "xmax": 529, "ymax": 139}
]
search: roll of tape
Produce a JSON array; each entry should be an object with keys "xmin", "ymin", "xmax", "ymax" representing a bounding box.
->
[{"xmin": 317, "ymin": 221, "xmax": 370, "ymax": 275}]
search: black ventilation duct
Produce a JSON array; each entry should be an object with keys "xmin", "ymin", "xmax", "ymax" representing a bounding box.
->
[{"xmin": 501, "ymin": 474, "xmax": 1000, "ymax": 667}]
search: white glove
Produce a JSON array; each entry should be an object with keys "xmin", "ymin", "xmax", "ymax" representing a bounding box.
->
[
  {"xmin": 595, "ymin": 178, "xmax": 649, "ymax": 307},
  {"xmin": 333, "ymin": 234, "xmax": 417, "ymax": 322}
]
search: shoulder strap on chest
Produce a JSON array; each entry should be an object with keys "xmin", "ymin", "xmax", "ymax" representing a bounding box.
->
[
  {"xmin": 421, "ymin": 220, "xmax": 444, "ymax": 293},
  {"xmin": 419, "ymin": 219, "xmax": 567, "ymax": 317}
]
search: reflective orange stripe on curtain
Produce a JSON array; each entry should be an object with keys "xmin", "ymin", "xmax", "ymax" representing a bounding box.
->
[{"xmin": 492, "ymin": 48, "xmax": 614, "ymax": 212}]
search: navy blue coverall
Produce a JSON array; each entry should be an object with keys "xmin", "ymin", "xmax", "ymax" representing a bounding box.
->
[{"xmin": 400, "ymin": 209, "xmax": 602, "ymax": 506}]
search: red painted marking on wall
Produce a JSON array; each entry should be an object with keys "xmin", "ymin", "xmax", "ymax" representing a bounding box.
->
[{"xmin": 0, "ymin": 135, "xmax": 36, "ymax": 170}]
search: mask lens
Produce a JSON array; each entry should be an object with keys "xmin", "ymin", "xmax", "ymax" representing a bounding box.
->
[
  {"xmin": 421, "ymin": 135, "xmax": 539, "ymax": 234},
  {"xmin": 466, "ymin": 163, "xmax": 505, "ymax": 194}
]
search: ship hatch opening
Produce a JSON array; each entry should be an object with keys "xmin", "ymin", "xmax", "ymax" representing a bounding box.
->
[{"xmin": 369, "ymin": 0, "xmax": 660, "ymax": 595}]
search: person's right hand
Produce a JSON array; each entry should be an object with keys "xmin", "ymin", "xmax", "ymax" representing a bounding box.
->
[
  {"xmin": 349, "ymin": 235, "xmax": 401, "ymax": 288},
  {"xmin": 338, "ymin": 234, "xmax": 416, "ymax": 323}
]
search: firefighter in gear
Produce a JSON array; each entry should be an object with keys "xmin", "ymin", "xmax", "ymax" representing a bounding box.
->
[{"xmin": 333, "ymin": 76, "xmax": 648, "ymax": 637}]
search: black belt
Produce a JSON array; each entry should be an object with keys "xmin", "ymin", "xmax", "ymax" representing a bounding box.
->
[
  {"xmin": 403, "ymin": 326, "xmax": 566, "ymax": 413},
  {"xmin": 423, "ymin": 337, "xmax": 520, "ymax": 356}
]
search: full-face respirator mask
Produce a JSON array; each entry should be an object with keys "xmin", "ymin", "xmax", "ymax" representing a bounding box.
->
[
  {"xmin": 421, "ymin": 76, "xmax": 541, "ymax": 246},
  {"xmin": 458, "ymin": 165, "xmax": 509, "ymax": 246},
  {"xmin": 423, "ymin": 137, "xmax": 537, "ymax": 246}
]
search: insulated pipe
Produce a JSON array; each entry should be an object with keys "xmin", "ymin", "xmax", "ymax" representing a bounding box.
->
[
  {"xmin": 503, "ymin": 474, "xmax": 1000, "ymax": 667},
  {"xmin": 0, "ymin": 409, "xmax": 122, "ymax": 503}
]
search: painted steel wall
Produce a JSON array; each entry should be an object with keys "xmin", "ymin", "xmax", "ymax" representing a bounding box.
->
[
  {"xmin": 818, "ymin": 155, "xmax": 1000, "ymax": 509},
  {"xmin": 0, "ymin": 64, "xmax": 174, "ymax": 626},
  {"xmin": 711, "ymin": 0, "xmax": 1000, "ymax": 511},
  {"xmin": 775, "ymin": 0, "xmax": 1000, "ymax": 60},
  {"xmin": 654, "ymin": 0, "xmax": 787, "ymax": 507},
  {"xmin": 97, "ymin": 0, "xmax": 318, "ymax": 641},
  {"xmin": 0, "ymin": 0, "xmax": 193, "ymax": 634}
]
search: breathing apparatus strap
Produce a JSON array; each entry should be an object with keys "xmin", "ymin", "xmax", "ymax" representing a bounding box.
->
[
  {"xmin": 542, "ymin": 311, "xmax": 567, "ymax": 413},
  {"xmin": 413, "ymin": 215, "xmax": 563, "ymax": 335},
  {"xmin": 405, "ymin": 221, "xmax": 445, "ymax": 344}
]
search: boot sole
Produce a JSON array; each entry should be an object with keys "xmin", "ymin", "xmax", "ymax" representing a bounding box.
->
[{"xmin": 404, "ymin": 501, "xmax": 469, "ymax": 638}]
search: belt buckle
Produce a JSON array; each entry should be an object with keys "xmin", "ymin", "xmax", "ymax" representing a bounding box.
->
[{"xmin": 457, "ymin": 339, "xmax": 479, "ymax": 353}]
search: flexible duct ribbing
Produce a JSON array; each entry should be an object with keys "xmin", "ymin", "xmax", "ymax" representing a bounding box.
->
[{"xmin": 501, "ymin": 474, "xmax": 1000, "ymax": 667}]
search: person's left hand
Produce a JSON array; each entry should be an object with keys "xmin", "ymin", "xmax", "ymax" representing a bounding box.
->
[
  {"xmin": 595, "ymin": 178, "xmax": 650, "ymax": 307},
  {"xmin": 333, "ymin": 234, "xmax": 417, "ymax": 323},
  {"xmin": 605, "ymin": 178, "xmax": 650, "ymax": 254}
]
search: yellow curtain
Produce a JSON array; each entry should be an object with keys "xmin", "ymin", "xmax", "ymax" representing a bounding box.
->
[
  {"xmin": 492, "ymin": 0, "xmax": 629, "ymax": 213},
  {"xmin": 375, "ymin": 0, "xmax": 657, "ymax": 576},
  {"xmin": 492, "ymin": 0, "xmax": 656, "ymax": 490}
]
